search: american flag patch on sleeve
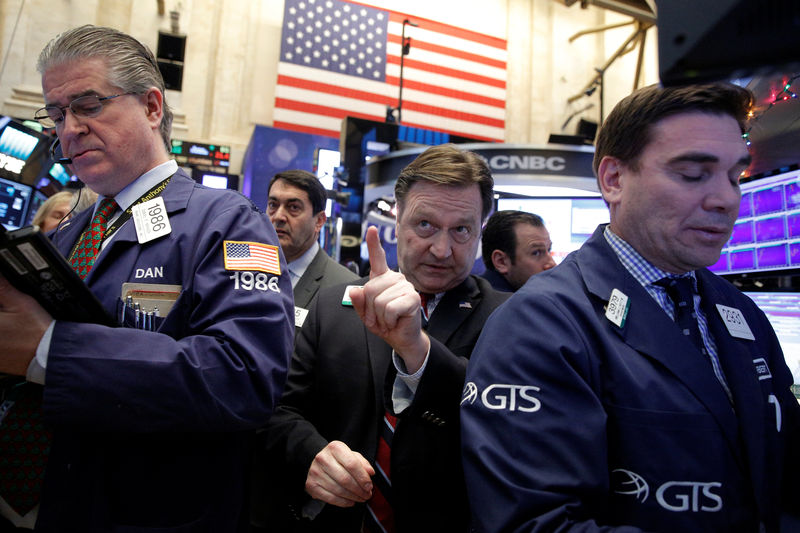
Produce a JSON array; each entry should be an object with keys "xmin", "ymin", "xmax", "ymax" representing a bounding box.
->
[{"xmin": 223, "ymin": 240, "xmax": 281, "ymax": 275}]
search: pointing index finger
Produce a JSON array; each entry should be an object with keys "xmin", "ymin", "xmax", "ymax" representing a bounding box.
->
[{"xmin": 366, "ymin": 226, "xmax": 389, "ymax": 278}]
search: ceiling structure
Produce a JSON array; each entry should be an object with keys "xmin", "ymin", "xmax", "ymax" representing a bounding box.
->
[
  {"xmin": 560, "ymin": 0, "xmax": 656, "ymax": 23},
  {"xmin": 558, "ymin": 0, "xmax": 800, "ymax": 177}
]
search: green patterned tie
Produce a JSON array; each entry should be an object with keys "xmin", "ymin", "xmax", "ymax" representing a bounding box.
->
[{"xmin": 69, "ymin": 198, "xmax": 118, "ymax": 279}]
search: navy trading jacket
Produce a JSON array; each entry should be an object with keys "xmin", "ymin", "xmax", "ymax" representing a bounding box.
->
[
  {"xmin": 35, "ymin": 170, "xmax": 294, "ymax": 532},
  {"xmin": 461, "ymin": 224, "xmax": 800, "ymax": 533}
]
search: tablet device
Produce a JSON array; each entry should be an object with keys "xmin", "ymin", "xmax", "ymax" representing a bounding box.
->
[{"xmin": 0, "ymin": 225, "xmax": 115, "ymax": 326}]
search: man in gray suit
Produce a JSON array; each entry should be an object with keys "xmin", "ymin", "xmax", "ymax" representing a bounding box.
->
[
  {"xmin": 251, "ymin": 170, "xmax": 359, "ymax": 532},
  {"xmin": 267, "ymin": 170, "xmax": 358, "ymax": 317}
]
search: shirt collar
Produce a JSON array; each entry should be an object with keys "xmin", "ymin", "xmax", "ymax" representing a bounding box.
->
[
  {"xmin": 603, "ymin": 226, "xmax": 697, "ymax": 290},
  {"xmin": 288, "ymin": 241, "xmax": 320, "ymax": 280},
  {"xmin": 99, "ymin": 160, "xmax": 178, "ymax": 211}
]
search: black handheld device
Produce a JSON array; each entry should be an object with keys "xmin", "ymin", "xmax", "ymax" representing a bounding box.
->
[{"xmin": 0, "ymin": 225, "xmax": 115, "ymax": 326}]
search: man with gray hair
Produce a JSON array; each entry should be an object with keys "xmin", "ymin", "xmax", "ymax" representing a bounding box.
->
[{"xmin": 0, "ymin": 25, "xmax": 293, "ymax": 531}]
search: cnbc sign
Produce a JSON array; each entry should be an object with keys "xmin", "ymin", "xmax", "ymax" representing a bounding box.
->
[{"xmin": 469, "ymin": 145, "xmax": 594, "ymax": 178}]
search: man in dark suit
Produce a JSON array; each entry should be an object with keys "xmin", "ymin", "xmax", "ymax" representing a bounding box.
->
[
  {"xmin": 266, "ymin": 170, "xmax": 358, "ymax": 313},
  {"xmin": 256, "ymin": 144, "xmax": 508, "ymax": 532},
  {"xmin": 250, "ymin": 171, "xmax": 358, "ymax": 530}
]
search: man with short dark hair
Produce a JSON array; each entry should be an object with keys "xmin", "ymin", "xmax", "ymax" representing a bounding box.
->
[
  {"xmin": 257, "ymin": 144, "xmax": 508, "ymax": 532},
  {"xmin": 462, "ymin": 83, "xmax": 800, "ymax": 532},
  {"xmin": 250, "ymin": 170, "xmax": 357, "ymax": 530},
  {"xmin": 481, "ymin": 210, "xmax": 555, "ymax": 291},
  {"xmin": 0, "ymin": 25, "xmax": 293, "ymax": 531},
  {"xmin": 266, "ymin": 170, "xmax": 358, "ymax": 312}
]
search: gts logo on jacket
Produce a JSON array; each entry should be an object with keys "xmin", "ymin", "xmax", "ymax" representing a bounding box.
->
[
  {"xmin": 462, "ymin": 382, "xmax": 541, "ymax": 412},
  {"xmin": 612, "ymin": 469, "xmax": 723, "ymax": 513}
]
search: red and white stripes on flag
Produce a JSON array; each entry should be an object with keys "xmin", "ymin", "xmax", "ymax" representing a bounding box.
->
[
  {"xmin": 274, "ymin": 0, "xmax": 507, "ymax": 142},
  {"xmin": 223, "ymin": 241, "xmax": 282, "ymax": 275}
]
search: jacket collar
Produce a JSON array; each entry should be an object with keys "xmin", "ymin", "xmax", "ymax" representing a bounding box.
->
[{"xmin": 578, "ymin": 225, "xmax": 741, "ymax": 452}]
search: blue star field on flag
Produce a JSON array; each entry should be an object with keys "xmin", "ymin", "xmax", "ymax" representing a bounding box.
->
[{"xmin": 280, "ymin": 0, "xmax": 389, "ymax": 81}]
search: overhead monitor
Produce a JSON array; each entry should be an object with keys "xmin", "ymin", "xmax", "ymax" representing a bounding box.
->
[
  {"xmin": 657, "ymin": 0, "xmax": 800, "ymax": 86},
  {"xmin": 0, "ymin": 176, "xmax": 33, "ymax": 230},
  {"xmin": 0, "ymin": 122, "xmax": 41, "ymax": 177},
  {"xmin": 171, "ymin": 140, "xmax": 231, "ymax": 172},
  {"xmin": 315, "ymin": 148, "xmax": 340, "ymax": 186},
  {"xmin": 315, "ymin": 148, "xmax": 340, "ymax": 216},
  {"xmin": 197, "ymin": 172, "xmax": 240, "ymax": 191}
]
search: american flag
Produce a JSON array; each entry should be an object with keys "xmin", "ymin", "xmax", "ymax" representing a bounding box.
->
[
  {"xmin": 223, "ymin": 241, "xmax": 282, "ymax": 275},
  {"xmin": 274, "ymin": 0, "xmax": 507, "ymax": 142}
]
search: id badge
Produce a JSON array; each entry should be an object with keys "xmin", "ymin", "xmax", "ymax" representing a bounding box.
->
[{"xmin": 132, "ymin": 197, "xmax": 171, "ymax": 244}]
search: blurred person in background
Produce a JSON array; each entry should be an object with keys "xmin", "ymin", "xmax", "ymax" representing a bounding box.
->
[{"xmin": 480, "ymin": 210, "xmax": 556, "ymax": 291}]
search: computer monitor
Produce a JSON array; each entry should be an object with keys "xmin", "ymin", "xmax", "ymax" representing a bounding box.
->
[
  {"xmin": 48, "ymin": 162, "xmax": 73, "ymax": 186},
  {"xmin": 198, "ymin": 172, "xmax": 239, "ymax": 191},
  {"xmin": 0, "ymin": 176, "xmax": 33, "ymax": 230},
  {"xmin": 316, "ymin": 148, "xmax": 340, "ymax": 217},
  {"xmin": 710, "ymin": 169, "xmax": 800, "ymax": 276},
  {"xmin": 0, "ymin": 121, "xmax": 42, "ymax": 178},
  {"xmin": 496, "ymin": 196, "xmax": 610, "ymax": 264},
  {"xmin": 25, "ymin": 189, "xmax": 48, "ymax": 226},
  {"xmin": 743, "ymin": 291, "xmax": 800, "ymax": 395},
  {"xmin": 0, "ymin": 122, "xmax": 38, "ymax": 161},
  {"xmin": 201, "ymin": 173, "xmax": 227, "ymax": 190}
]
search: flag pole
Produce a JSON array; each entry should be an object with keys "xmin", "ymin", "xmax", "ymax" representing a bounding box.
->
[{"xmin": 396, "ymin": 18, "xmax": 418, "ymax": 123}]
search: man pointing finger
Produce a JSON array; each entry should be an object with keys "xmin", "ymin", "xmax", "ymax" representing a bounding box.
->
[
  {"xmin": 350, "ymin": 227, "xmax": 430, "ymax": 373},
  {"xmin": 254, "ymin": 144, "xmax": 509, "ymax": 532}
]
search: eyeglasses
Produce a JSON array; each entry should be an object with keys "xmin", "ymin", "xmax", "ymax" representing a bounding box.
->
[{"xmin": 34, "ymin": 93, "xmax": 135, "ymax": 128}]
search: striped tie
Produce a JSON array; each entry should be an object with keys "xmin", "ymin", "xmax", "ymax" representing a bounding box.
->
[
  {"xmin": 69, "ymin": 198, "xmax": 117, "ymax": 279},
  {"xmin": 365, "ymin": 412, "xmax": 396, "ymax": 533},
  {"xmin": 419, "ymin": 292, "xmax": 434, "ymax": 322}
]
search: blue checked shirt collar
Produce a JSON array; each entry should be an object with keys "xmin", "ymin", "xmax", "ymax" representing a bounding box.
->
[
  {"xmin": 603, "ymin": 226, "xmax": 697, "ymax": 303},
  {"xmin": 603, "ymin": 226, "xmax": 732, "ymax": 402}
]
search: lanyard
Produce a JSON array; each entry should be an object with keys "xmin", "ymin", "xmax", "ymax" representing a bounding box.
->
[{"xmin": 68, "ymin": 177, "xmax": 171, "ymax": 263}]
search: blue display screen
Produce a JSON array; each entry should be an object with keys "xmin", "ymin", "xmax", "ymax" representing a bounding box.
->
[
  {"xmin": 48, "ymin": 163, "xmax": 72, "ymax": 185},
  {"xmin": 0, "ymin": 176, "xmax": 33, "ymax": 230},
  {"xmin": 25, "ymin": 189, "xmax": 48, "ymax": 226},
  {"xmin": 0, "ymin": 124, "xmax": 39, "ymax": 161}
]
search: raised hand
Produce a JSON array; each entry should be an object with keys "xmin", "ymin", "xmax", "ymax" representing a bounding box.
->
[{"xmin": 349, "ymin": 226, "xmax": 430, "ymax": 373}]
